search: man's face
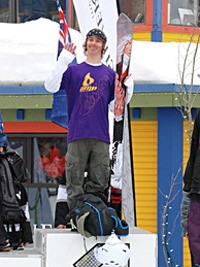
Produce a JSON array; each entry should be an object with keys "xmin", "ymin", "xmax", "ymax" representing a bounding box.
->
[
  {"xmin": 86, "ymin": 35, "xmax": 104, "ymax": 55},
  {"xmin": 0, "ymin": 147, "xmax": 4, "ymax": 153}
]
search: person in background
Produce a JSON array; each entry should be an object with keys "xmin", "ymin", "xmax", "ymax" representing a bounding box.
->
[
  {"xmin": 0, "ymin": 216, "xmax": 10, "ymax": 251},
  {"xmin": 54, "ymin": 171, "xmax": 69, "ymax": 229},
  {"xmin": 45, "ymin": 29, "xmax": 116, "ymax": 211},
  {"xmin": 182, "ymin": 110, "xmax": 200, "ymax": 267},
  {"xmin": 0, "ymin": 129, "xmax": 33, "ymax": 251}
]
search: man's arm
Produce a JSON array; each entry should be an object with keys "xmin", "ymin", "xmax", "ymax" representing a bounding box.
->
[{"xmin": 44, "ymin": 43, "xmax": 76, "ymax": 93}]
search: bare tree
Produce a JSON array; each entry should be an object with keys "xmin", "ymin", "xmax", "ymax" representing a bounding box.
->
[
  {"xmin": 177, "ymin": 5, "xmax": 200, "ymax": 146},
  {"xmin": 160, "ymin": 165, "xmax": 182, "ymax": 267}
]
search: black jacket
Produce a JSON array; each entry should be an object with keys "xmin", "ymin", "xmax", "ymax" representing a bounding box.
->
[
  {"xmin": 0, "ymin": 147, "xmax": 33, "ymax": 246},
  {"xmin": 2, "ymin": 147, "xmax": 31, "ymax": 183},
  {"xmin": 183, "ymin": 111, "xmax": 200, "ymax": 198}
]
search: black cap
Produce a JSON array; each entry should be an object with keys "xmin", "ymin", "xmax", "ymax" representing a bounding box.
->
[{"xmin": 86, "ymin": 28, "xmax": 107, "ymax": 43}]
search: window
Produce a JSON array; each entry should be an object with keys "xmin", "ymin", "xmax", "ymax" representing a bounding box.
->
[
  {"xmin": 33, "ymin": 136, "xmax": 67, "ymax": 184},
  {"xmin": 118, "ymin": 0, "xmax": 146, "ymax": 24},
  {"xmin": 168, "ymin": 0, "xmax": 199, "ymax": 26},
  {"xmin": 7, "ymin": 134, "xmax": 67, "ymax": 226},
  {"xmin": 0, "ymin": 0, "xmax": 66, "ymax": 23},
  {"xmin": 0, "ymin": 0, "xmax": 9, "ymax": 22},
  {"xmin": 7, "ymin": 134, "xmax": 67, "ymax": 184}
]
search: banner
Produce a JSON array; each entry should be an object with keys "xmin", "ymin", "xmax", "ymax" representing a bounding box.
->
[{"xmin": 72, "ymin": 0, "xmax": 118, "ymax": 69}]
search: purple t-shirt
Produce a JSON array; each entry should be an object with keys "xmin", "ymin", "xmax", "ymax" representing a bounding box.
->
[{"xmin": 62, "ymin": 62, "xmax": 115, "ymax": 144}]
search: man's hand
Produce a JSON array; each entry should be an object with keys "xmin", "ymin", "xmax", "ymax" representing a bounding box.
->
[
  {"xmin": 64, "ymin": 43, "xmax": 76, "ymax": 55},
  {"xmin": 57, "ymin": 224, "xmax": 66, "ymax": 229},
  {"xmin": 114, "ymin": 75, "xmax": 125, "ymax": 117}
]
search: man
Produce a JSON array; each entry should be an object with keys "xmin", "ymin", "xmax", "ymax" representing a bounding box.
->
[
  {"xmin": 45, "ymin": 29, "xmax": 116, "ymax": 210},
  {"xmin": 183, "ymin": 110, "xmax": 200, "ymax": 267}
]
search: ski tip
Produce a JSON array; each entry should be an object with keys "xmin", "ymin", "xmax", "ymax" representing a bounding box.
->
[
  {"xmin": 117, "ymin": 13, "xmax": 133, "ymax": 37},
  {"xmin": 118, "ymin": 13, "xmax": 132, "ymax": 25}
]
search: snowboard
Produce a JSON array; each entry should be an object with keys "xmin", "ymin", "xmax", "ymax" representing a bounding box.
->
[{"xmin": 109, "ymin": 13, "xmax": 133, "ymax": 219}]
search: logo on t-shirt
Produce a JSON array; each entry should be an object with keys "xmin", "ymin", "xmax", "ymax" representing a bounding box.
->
[{"xmin": 80, "ymin": 73, "xmax": 97, "ymax": 92}]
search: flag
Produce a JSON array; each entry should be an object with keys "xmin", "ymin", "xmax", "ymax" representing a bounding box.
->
[
  {"xmin": 51, "ymin": 0, "xmax": 72, "ymax": 129},
  {"xmin": 56, "ymin": 0, "xmax": 71, "ymax": 55}
]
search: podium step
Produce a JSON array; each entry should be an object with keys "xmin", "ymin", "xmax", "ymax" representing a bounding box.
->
[
  {"xmin": 0, "ymin": 227, "xmax": 157, "ymax": 267},
  {"xmin": 0, "ymin": 245, "xmax": 41, "ymax": 267},
  {"xmin": 35, "ymin": 227, "xmax": 157, "ymax": 267}
]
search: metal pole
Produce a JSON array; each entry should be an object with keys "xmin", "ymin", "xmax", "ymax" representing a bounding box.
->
[{"xmin": 9, "ymin": 0, "xmax": 18, "ymax": 23}]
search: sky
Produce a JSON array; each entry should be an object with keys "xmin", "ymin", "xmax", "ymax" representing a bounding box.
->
[{"xmin": 0, "ymin": 18, "xmax": 200, "ymax": 87}]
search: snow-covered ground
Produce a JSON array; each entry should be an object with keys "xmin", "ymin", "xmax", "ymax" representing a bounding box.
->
[{"xmin": 0, "ymin": 17, "xmax": 200, "ymax": 87}]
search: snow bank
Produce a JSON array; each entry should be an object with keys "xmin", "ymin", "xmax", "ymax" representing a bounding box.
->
[{"xmin": 0, "ymin": 18, "xmax": 200, "ymax": 86}]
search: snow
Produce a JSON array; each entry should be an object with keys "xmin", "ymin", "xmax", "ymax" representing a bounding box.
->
[
  {"xmin": 132, "ymin": 40, "xmax": 200, "ymax": 85},
  {"xmin": 0, "ymin": 18, "xmax": 200, "ymax": 87},
  {"xmin": 0, "ymin": 18, "xmax": 85, "ymax": 86}
]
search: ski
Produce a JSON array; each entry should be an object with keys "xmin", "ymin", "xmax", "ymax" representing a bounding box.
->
[{"xmin": 110, "ymin": 13, "xmax": 133, "ymax": 219}]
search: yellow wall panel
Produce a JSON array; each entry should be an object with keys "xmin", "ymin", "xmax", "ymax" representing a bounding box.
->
[
  {"xmin": 131, "ymin": 121, "xmax": 157, "ymax": 234},
  {"xmin": 163, "ymin": 32, "xmax": 200, "ymax": 43},
  {"xmin": 133, "ymin": 32, "xmax": 151, "ymax": 41},
  {"xmin": 183, "ymin": 237, "xmax": 192, "ymax": 267},
  {"xmin": 135, "ymin": 173, "xmax": 157, "ymax": 177},
  {"xmin": 134, "ymin": 180, "xmax": 157, "ymax": 186}
]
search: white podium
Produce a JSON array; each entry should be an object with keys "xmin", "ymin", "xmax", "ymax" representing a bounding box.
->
[
  {"xmin": 0, "ymin": 245, "xmax": 41, "ymax": 267},
  {"xmin": 0, "ymin": 227, "xmax": 157, "ymax": 267},
  {"xmin": 34, "ymin": 227, "xmax": 157, "ymax": 267}
]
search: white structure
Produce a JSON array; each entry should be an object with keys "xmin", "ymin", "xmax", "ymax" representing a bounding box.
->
[{"xmin": 0, "ymin": 227, "xmax": 157, "ymax": 267}]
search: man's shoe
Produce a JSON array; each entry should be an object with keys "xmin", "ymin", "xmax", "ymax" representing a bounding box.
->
[{"xmin": 0, "ymin": 241, "xmax": 10, "ymax": 252}]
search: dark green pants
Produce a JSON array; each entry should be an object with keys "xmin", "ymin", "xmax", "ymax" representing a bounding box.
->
[
  {"xmin": 65, "ymin": 139, "xmax": 110, "ymax": 209},
  {"xmin": 0, "ymin": 217, "xmax": 7, "ymax": 244}
]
